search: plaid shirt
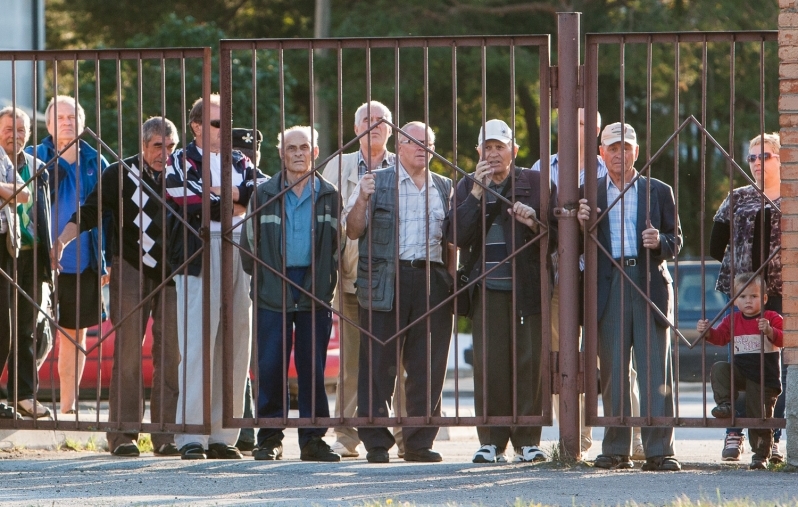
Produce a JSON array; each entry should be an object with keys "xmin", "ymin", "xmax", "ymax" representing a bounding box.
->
[
  {"xmin": 357, "ymin": 150, "xmax": 395, "ymax": 179},
  {"xmin": 345, "ymin": 163, "xmax": 448, "ymax": 263},
  {"xmin": 606, "ymin": 175, "xmax": 638, "ymax": 259}
]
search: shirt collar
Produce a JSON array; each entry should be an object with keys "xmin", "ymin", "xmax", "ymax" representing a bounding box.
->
[
  {"xmin": 607, "ymin": 170, "xmax": 639, "ymax": 192},
  {"xmin": 358, "ymin": 149, "xmax": 394, "ymax": 169},
  {"xmin": 398, "ymin": 163, "xmax": 434, "ymax": 186}
]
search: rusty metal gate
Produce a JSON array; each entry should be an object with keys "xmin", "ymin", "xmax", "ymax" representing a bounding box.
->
[{"xmin": 0, "ymin": 15, "xmax": 784, "ymax": 462}]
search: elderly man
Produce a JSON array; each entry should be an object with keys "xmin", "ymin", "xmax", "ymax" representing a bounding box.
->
[
  {"xmin": 164, "ymin": 94, "xmax": 266, "ymax": 460},
  {"xmin": 54, "ymin": 117, "xmax": 181, "ymax": 457},
  {"xmin": 321, "ymin": 100, "xmax": 407, "ymax": 459},
  {"xmin": 0, "ymin": 107, "xmax": 48, "ymax": 420},
  {"xmin": 577, "ymin": 122, "xmax": 682, "ymax": 471},
  {"xmin": 346, "ymin": 121, "xmax": 454, "ymax": 464},
  {"xmin": 450, "ymin": 119, "xmax": 549, "ymax": 463},
  {"xmin": 27, "ymin": 95, "xmax": 108, "ymax": 415},
  {"xmin": 240, "ymin": 125, "xmax": 341, "ymax": 462},
  {"xmin": 532, "ymin": 109, "xmax": 607, "ymax": 457}
]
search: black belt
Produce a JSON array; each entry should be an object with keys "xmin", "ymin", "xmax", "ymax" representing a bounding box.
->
[
  {"xmin": 615, "ymin": 258, "xmax": 638, "ymax": 267},
  {"xmin": 399, "ymin": 259, "xmax": 443, "ymax": 269}
]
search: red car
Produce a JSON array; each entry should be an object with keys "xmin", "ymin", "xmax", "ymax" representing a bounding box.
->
[{"xmin": 1, "ymin": 315, "xmax": 340, "ymax": 401}]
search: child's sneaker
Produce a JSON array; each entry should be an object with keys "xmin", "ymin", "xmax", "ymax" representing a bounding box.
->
[
  {"xmin": 711, "ymin": 402, "xmax": 732, "ymax": 418},
  {"xmin": 771, "ymin": 442, "xmax": 784, "ymax": 464},
  {"xmin": 750, "ymin": 454, "xmax": 768, "ymax": 470},
  {"xmin": 721, "ymin": 432, "xmax": 745, "ymax": 461}
]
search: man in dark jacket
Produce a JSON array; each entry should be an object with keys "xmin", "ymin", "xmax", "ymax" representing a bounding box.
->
[
  {"xmin": 0, "ymin": 107, "xmax": 44, "ymax": 420},
  {"xmin": 577, "ymin": 122, "xmax": 682, "ymax": 472},
  {"xmin": 240, "ymin": 125, "xmax": 340, "ymax": 462},
  {"xmin": 54, "ymin": 116, "xmax": 181, "ymax": 457},
  {"xmin": 449, "ymin": 119, "xmax": 551, "ymax": 464},
  {"xmin": 164, "ymin": 94, "xmax": 267, "ymax": 460}
]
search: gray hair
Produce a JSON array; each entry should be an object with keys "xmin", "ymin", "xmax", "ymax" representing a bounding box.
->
[
  {"xmin": 45, "ymin": 95, "xmax": 85, "ymax": 130},
  {"xmin": 354, "ymin": 100, "xmax": 393, "ymax": 126},
  {"xmin": 399, "ymin": 121, "xmax": 435, "ymax": 145},
  {"xmin": 142, "ymin": 116, "xmax": 179, "ymax": 145},
  {"xmin": 276, "ymin": 125, "xmax": 320, "ymax": 151},
  {"xmin": 188, "ymin": 93, "xmax": 221, "ymax": 137},
  {"xmin": 0, "ymin": 107, "xmax": 31, "ymax": 132}
]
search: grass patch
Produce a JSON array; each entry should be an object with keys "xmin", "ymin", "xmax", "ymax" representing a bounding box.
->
[
  {"xmin": 59, "ymin": 438, "xmax": 82, "ymax": 451},
  {"xmin": 137, "ymin": 433, "xmax": 154, "ymax": 453}
]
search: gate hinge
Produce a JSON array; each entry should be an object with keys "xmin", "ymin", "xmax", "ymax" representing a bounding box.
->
[{"xmin": 549, "ymin": 66, "xmax": 558, "ymax": 109}]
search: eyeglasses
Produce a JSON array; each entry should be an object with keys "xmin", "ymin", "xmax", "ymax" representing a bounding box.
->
[
  {"xmin": 399, "ymin": 139, "xmax": 434, "ymax": 148},
  {"xmin": 747, "ymin": 153, "xmax": 779, "ymax": 163}
]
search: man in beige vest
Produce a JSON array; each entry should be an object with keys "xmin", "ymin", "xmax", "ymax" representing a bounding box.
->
[{"xmin": 322, "ymin": 100, "xmax": 406, "ymax": 458}]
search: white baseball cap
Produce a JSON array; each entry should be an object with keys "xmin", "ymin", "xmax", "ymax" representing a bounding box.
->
[
  {"xmin": 601, "ymin": 122, "xmax": 638, "ymax": 147},
  {"xmin": 478, "ymin": 119, "xmax": 514, "ymax": 145}
]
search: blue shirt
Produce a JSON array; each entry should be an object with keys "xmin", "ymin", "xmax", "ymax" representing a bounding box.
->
[
  {"xmin": 53, "ymin": 158, "xmax": 94, "ymax": 273},
  {"xmin": 284, "ymin": 176, "xmax": 320, "ymax": 267},
  {"xmin": 607, "ymin": 177, "xmax": 638, "ymax": 259},
  {"xmin": 530, "ymin": 153, "xmax": 607, "ymax": 187}
]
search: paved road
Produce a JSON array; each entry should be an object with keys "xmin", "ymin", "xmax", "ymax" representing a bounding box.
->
[{"xmin": 1, "ymin": 382, "xmax": 796, "ymax": 506}]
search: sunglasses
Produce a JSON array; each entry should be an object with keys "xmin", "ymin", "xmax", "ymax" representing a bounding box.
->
[
  {"xmin": 209, "ymin": 119, "xmax": 232, "ymax": 128},
  {"xmin": 747, "ymin": 153, "xmax": 779, "ymax": 163}
]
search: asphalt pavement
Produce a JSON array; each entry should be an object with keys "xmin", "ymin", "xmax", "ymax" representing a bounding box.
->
[{"xmin": 1, "ymin": 381, "xmax": 797, "ymax": 506}]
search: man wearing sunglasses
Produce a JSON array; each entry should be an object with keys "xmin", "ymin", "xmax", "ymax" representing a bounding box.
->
[{"xmin": 164, "ymin": 94, "xmax": 268, "ymax": 460}]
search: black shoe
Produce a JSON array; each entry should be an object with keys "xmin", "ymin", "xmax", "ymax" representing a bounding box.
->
[
  {"xmin": 236, "ymin": 439, "xmax": 256, "ymax": 452},
  {"xmin": 711, "ymin": 403, "xmax": 732, "ymax": 418},
  {"xmin": 750, "ymin": 454, "xmax": 768, "ymax": 470},
  {"xmin": 112, "ymin": 443, "xmax": 140, "ymax": 457},
  {"xmin": 253, "ymin": 438, "xmax": 283, "ymax": 461},
  {"xmin": 594, "ymin": 454, "xmax": 634, "ymax": 470},
  {"xmin": 207, "ymin": 443, "xmax": 243, "ymax": 459},
  {"xmin": 300, "ymin": 436, "xmax": 341, "ymax": 462},
  {"xmin": 366, "ymin": 447, "xmax": 390, "ymax": 463},
  {"xmin": 0, "ymin": 402, "xmax": 22, "ymax": 420},
  {"xmin": 154, "ymin": 443, "xmax": 180, "ymax": 456},
  {"xmin": 180, "ymin": 443, "xmax": 207, "ymax": 460},
  {"xmin": 641, "ymin": 456, "xmax": 681, "ymax": 471},
  {"xmin": 404, "ymin": 448, "xmax": 443, "ymax": 462}
]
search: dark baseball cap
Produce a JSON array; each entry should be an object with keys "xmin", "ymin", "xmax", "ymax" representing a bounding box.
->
[{"xmin": 232, "ymin": 128, "xmax": 263, "ymax": 150}]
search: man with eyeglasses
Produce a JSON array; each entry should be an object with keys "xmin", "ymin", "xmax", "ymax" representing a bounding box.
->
[
  {"xmin": 346, "ymin": 121, "xmax": 454, "ymax": 463},
  {"xmin": 164, "ymin": 94, "xmax": 267, "ymax": 460},
  {"xmin": 240, "ymin": 125, "xmax": 341, "ymax": 462},
  {"xmin": 321, "ymin": 100, "xmax": 407, "ymax": 459}
]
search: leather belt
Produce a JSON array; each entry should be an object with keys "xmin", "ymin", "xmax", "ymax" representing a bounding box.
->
[
  {"xmin": 399, "ymin": 259, "xmax": 443, "ymax": 269},
  {"xmin": 615, "ymin": 258, "xmax": 637, "ymax": 267}
]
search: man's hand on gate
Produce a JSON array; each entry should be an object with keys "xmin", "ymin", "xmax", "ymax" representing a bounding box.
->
[{"xmin": 508, "ymin": 202, "xmax": 538, "ymax": 233}]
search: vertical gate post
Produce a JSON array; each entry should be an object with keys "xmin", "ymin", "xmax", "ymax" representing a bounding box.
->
[
  {"xmin": 779, "ymin": 0, "xmax": 798, "ymax": 466},
  {"xmin": 556, "ymin": 12, "xmax": 583, "ymax": 460}
]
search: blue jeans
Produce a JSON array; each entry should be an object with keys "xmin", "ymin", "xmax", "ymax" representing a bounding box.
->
[{"xmin": 256, "ymin": 268, "xmax": 333, "ymax": 448}]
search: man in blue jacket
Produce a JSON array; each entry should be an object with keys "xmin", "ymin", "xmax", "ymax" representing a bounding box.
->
[{"xmin": 29, "ymin": 95, "xmax": 108, "ymax": 416}]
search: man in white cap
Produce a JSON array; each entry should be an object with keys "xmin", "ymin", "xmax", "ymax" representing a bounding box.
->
[
  {"xmin": 577, "ymin": 122, "xmax": 682, "ymax": 471},
  {"xmin": 449, "ymin": 119, "xmax": 549, "ymax": 464}
]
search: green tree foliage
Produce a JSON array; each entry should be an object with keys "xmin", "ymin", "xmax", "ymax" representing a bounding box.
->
[
  {"xmin": 45, "ymin": 0, "xmax": 779, "ymax": 255},
  {"xmin": 73, "ymin": 14, "xmax": 296, "ymax": 174}
]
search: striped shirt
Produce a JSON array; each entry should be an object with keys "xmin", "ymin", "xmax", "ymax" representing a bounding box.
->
[
  {"xmin": 357, "ymin": 150, "xmax": 395, "ymax": 179},
  {"xmin": 484, "ymin": 179, "xmax": 513, "ymax": 290},
  {"xmin": 607, "ymin": 175, "xmax": 638, "ymax": 259}
]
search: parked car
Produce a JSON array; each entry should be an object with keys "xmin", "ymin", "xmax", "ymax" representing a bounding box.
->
[
  {"xmin": 461, "ymin": 260, "xmax": 727, "ymax": 382},
  {"xmin": 1, "ymin": 313, "xmax": 340, "ymax": 403},
  {"xmin": 668, "ymin": 259, "xmax": 727, "ymax": 382}
]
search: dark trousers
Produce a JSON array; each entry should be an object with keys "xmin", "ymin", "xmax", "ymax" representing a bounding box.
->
[
  {"xmin": 357, "ymin": 264, "xmax": 453, "ymax": 452},
  {"xmin": 107, "ymin": 256, "xmax": 180, "ymax": 450},
  {"xmin": 598, "ymin": 267, "xmax": 675, "ymax": 458},
  {"xmin": 257, "ymin": 267, "xmax": 333, "ymax": 448},
  {"xmin": 5, "ymin": 246, "xmax": 44, "ymax": 400},
  {"xmin": 0, "ymin": 235, "xmax": 12, "ymax": 393},
  {"xmin": 712, "ymin": 361, "xmax": 780, "ymax": 458},
  {"xmin": 472, "ymin": 289, "xmax": 542, "ymax": 451}
]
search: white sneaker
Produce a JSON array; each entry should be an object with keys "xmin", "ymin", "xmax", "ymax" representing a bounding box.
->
[
  {"xmin": 472, "ymin": 444, "xmax": 500, "ymax": 463},
  {"xmin": 15, "ymin": 398, "xmax": 52, "ymax": 419},
  {"xmin": 513, "ymin": 445, "xmax": 546, "ymax": 463},
  {"xmin": 330, "ymin": 441, "xmax": 358, "ymax": 458},
  {"xmin": 771, "ymin": 442, "xmax": 784, "ymax": 463}
]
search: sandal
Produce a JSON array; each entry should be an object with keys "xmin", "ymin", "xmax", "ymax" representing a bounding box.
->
[
  {"xmin": 207, "ymin": 443, "xmax": 243, "ymax": 459},
  {"xmin": 180, "ymin": 442, "xmax": 207, "ymax": 460}
]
